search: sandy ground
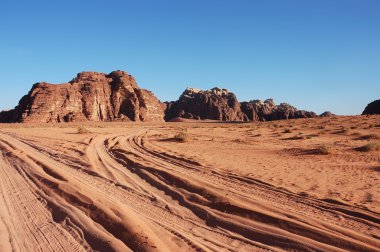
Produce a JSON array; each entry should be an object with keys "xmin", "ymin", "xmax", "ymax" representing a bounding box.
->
[{"xmin": 0, "ymin": 115, "xmax": 379, "ymax": 252}]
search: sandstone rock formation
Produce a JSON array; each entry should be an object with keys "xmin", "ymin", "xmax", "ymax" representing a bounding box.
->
[
  {"xmin": 164, "ymin": 87, "xmax": 248, "ymax": 121},
  {"xmin": 319, "ymin": 111, "xmax": 335, "ymax": 117},
  {"xmin": 362, "ymin": 99, "xmax": 380, "ymax": 115},
  {"xmin": 0, "ymin": 71, "xmax": 165, "ymax": 123},
  {"xmin": 240, "ymin": 99, "xmax": 317, "ymax": 121}
]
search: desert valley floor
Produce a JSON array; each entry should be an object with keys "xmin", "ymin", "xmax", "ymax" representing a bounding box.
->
[{"xmin": 0, "ymin": 116, "xmax": 379, "ymax": 252}]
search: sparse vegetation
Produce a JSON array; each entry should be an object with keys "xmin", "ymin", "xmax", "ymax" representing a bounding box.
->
[
  {"xmin": 357, "ymin": 142, "xmax": 380, "ymax": 152},
  {"xmin": 356, "ymin": 134, "xmax": 379, "ymax": 140},
  {"xmin": 283, "ymin": 128, "xmax": 292, "ymax": 133},
  {"xmin": 317, "ymin": 144, "xmax": 332, "ymax": 155},
  {"xmin": 174, "ymin": 130, "xmax": 189, "ymax": 142},
  {"xmin": 77, "ymin": 126, "xmax": 91, "ymax": 134},
  {"xmin": 284, "ymin": 135, "xmax": 305, "ymax": 140}
]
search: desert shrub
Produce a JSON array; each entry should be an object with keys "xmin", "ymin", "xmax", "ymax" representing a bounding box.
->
[
  {"xmin": 285, "ymin": 135, "xmax": 305, "ymax": 140},
  {"xmin": 174, "ymin": 131, "xmax": 189, "ymax": 142},
  {"xmin": 77, "ymin": 126, "xmax": 91, "ymax": 134},
  {"xmin": 357, "ymin": 142, "xmax": 380, "ymax": 152},
  {"xmin": 317, "ymin": 144, "xmax": 331, "ymax": 155},
  {"xmin": 283, "ymin": 128, "xmax": 292, "ymax": 133},
  {"xmin": 335, "ymin": 127, "xmax": 350, "ymax": 134},
  {"xmin": 356, "ymin": 134, "xmax": 379, "ymax": 140}
]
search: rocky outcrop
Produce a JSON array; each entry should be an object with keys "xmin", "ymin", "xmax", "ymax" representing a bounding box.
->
[
  {"xmin": 319, "ymin": 111, "xmax": 335, "ymax": 117},
  {"xmin": 240, "ymin": 99, "xmax": 317, "ymax": 121},
  {"xmin": 1, "ymin": 71, "xmax": 165, "ymax": 123},
  {"xmin": 164, "ymin": 87, "xmax": 247, "ymax": 121},
  {"xmin": 362, "ymin": 100, "xmax": 380, "ymax": 115}
]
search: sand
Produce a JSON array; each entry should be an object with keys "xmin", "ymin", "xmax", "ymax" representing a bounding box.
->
[{"xmin": 0, "ymin": 115, "xmax": 379, "ymax": 251}]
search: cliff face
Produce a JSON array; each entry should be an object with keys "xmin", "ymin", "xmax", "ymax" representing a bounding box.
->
[
  {"xmin": 0, "ymin": 70, "xmax": 165, "ymax": 123},
  {"xmin": 362, "ymin": 100, "xmax": 380, "ymax": 115},
  {"xmin": 240, "ymin": 99, "xmax": 317, "ymax": 121},
  {"xmin": 165, "ymin": 87, "xmax": 248, "ymax": 121}
]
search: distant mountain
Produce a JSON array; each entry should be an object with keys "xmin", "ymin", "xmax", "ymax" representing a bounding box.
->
[
  {"xmin": 165, "ymin": 87, "xmax": 247, "ymax": 121},
  {"xmin": 240, "ymin": 99, "xmax": 317, "ymax": 121},
  {"xmin": 165, "ymin": 87, "xmax": 317, "ymax": 122},
  {"xmin": 0, "ymin": 71, "xmax": 322, "ymax": 123}
]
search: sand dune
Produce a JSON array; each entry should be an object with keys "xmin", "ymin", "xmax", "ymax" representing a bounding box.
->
[{"xmin": 0, "ymin": 116, "xmax": 379, "ymax": 251}]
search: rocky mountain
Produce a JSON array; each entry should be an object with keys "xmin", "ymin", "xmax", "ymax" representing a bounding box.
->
[
  {"xmin": 0, "ymin": 72, "xmax": 322, "ymax": 123},
  {"xmin": 0, "ymin": 71, "xmax": 165, "ymax": 123},
  {"xmin": 362, "ymin": 99, "xmax": 380, "ymax": 115},
  {"xmin": 165, "ymin": 87, "xmax": 248, "ymax": 121},
  {"xmin": 240, "ymin": 99, "xmax": 317, "ymax": 121}
]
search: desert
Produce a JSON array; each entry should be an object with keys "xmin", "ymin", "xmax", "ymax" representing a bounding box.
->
[
  {"xmin": 1, "ymin": 1, "xmax": 380, "ymax": 251},
  {"xmin": 0, "ymin": 114, "xmax": 379, "ymax": 251}
]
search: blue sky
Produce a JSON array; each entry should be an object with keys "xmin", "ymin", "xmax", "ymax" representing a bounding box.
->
[{"xmin": 0, "ymin": 0, "xmax": 379, "ymax": 115}]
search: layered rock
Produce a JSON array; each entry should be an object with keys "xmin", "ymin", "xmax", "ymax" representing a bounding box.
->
[
  {"xmin": 165, "ymin": 87, "xmax": 248, "ymax": 121},
  {"xmin": 240, "ymin": 99, "xmax": 317, "ymax": 121},
  {"xmin": 362, "ymin": 100, "xmax": 380, "ymax": 115},
  {"xmin": 1, "ymin": 70, "xmax": 165, "ymax": 123}
]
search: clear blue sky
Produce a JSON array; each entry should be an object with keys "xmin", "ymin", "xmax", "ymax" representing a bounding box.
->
[{"xmin": 0, "ymin": 0, "xmax": 379, "ymax": 115}]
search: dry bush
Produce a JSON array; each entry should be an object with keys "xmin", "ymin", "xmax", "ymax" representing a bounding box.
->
[
  {"xmin": 77, "ymin": 126, "xmax": 91, "ymax": 134},
  {"xmin": 284, "ymin": 135, "xmax": 305, "ymax": 140},
  {"xmin": 357, "ymin": 142, "xmax": 380, "ymax": 152},
  {"xmin": 317, "ymin": 144, "xmax": 332, "ymax": 155},
  {"xmin": 174, "ymin": 131, "xmax": 189, "ymax": 142},
  {"xmin": 336, "ymin": 127, "xmax": 350, "ymax": 134},
  {"xmin": 356, "ymin": 134, "xmax": 379, "ymax": 140},
  {"xmin": 283, "ymin": 128, "xmax": 292, "ymax": 133}
]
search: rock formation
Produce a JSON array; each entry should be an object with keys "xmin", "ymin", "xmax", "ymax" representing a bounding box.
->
[
  {"xmin": 164, "ymin": 87, "xmax": 248, "ymax": 121},
  {"xmin": 0, "ymin": 74, "xmax": 322, "ymax": 123},
  {"xmin": 319, "ymin": 111, "xmax": 335, "ymax": 117},
  {"xmin": 0, "ymin": 71, "xmax": 165, "ymax": 123},
  {"xmin": 240, "ymin": 99, "xmax": 317, "ymax": 121},
  {"xmin": 362, "ymin": 99, "xmax": 380, "ymax": 115}
]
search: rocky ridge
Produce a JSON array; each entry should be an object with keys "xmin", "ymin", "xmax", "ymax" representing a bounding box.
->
[
  {"xmin": 0, "ymin": 71, "xmax": 323, "ymax": 123},
  {"xmin": 164, "ymin": 87, "xmax": 247, "ymax": 121},
  {"xmin": 240, "ymin": 99, "xmax": 317, "ymax": 121}
]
